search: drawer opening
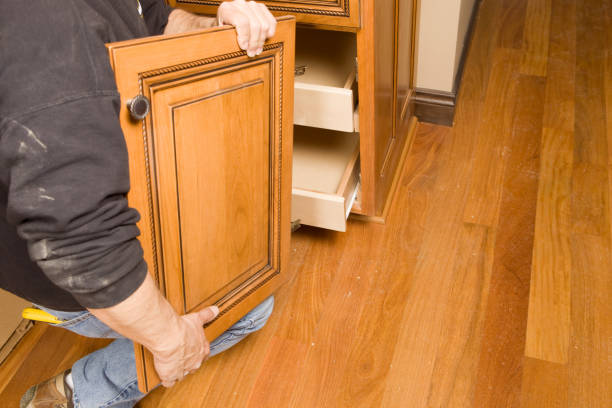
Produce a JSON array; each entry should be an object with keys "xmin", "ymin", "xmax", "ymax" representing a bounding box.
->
[
  {"xmin": 292, "ymin": 126, "xmax": 360, "ymax": 232},
  {"xmin": 294, "ymin": 27, "xmax": 358, "ymax": 132}
]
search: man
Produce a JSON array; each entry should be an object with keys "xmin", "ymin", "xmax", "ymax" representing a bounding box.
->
[{"xmin": 0, "ymin": 1, "xmax": 278, "ymax": 406}]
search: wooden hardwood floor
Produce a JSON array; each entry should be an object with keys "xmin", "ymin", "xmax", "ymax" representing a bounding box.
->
[{"xmin": 1, "ymin": 0, "xmax": 611, "ymax": 406}]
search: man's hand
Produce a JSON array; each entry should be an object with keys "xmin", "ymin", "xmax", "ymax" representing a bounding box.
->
[
  {"xmin": 152, "ymin": 305, "xmax": 219, "ymax": 387},
  {"xmin": 164, "ymin": 1, "xmax": 277, "ymax": 58},
  {"xmin": 218, "ymin": 0, "xmax": 277, "ymax": 57},
  {"xmin": 88, "ymin": 274, "xmax": 219, "ymax": 387}
]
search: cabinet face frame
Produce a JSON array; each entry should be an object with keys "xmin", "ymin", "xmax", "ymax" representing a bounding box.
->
[
  {"xmin": 169, "ymin": 0, "xmax": 361, "ymax": 28},
  {"xmin": 107, "ymin": 17, "xmax": 295, "ymax": 392}
]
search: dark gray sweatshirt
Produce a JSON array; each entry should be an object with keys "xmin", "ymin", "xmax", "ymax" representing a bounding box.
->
[{"xmin": 0, "ymin": 0, "xmax": 172, "ymax": 310}]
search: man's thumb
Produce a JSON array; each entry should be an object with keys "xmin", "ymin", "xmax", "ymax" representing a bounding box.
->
[{"xmin": 198, "ymin": 305, "xmax": 219, "ymax": 325}]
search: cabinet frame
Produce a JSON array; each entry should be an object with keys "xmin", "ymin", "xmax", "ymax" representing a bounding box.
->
[
  {"xmin": 167, "ymin": 0, "xmax": 418, "ymax": 220},
  {"xmin": 169, "ymin": 0, "xmax": 361, "ymax": 28}
]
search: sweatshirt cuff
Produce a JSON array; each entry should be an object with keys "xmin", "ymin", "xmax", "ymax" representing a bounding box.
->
[{"xmin": 71, "ymin": 249, "xmax": 149, "ymax": 309}]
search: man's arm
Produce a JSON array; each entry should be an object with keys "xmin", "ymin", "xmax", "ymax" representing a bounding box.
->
[
  {"xmin": 1, "ymin": 0, "xmax": 275, "ymax": 388},
  {"xmin": 164, "ymin": 0, "xmax": 277, "ymax": 57},
  {"xmin": 88, "ymin": 274, "xmax": 218, "ymax": 387}
]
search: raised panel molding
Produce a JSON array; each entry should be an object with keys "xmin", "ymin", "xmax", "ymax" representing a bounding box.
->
[{"xmin": 136, "ymin": 45, "xmax": 285, "ymax": 316}]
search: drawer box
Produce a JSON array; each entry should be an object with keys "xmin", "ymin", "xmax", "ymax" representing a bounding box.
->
[
  {"xmin": 292, "ymin": 126, "xmax": 359, "ymax": 232},
  {"xmin": 294, "ymin": 28, "xmax": 357, "ymax": 133}
]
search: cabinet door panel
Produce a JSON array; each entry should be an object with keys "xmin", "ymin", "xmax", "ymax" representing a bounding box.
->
[
  {"xmin": 169, "ymin": 0, "xmax": 360, "ymax": 28},
  {"xmin": 153, "ymin": 65, "xmax": 271, "ymax": 312},
  {"xmin": 107, "ymin": 17, "xmax": 294, "ymax": 392}
]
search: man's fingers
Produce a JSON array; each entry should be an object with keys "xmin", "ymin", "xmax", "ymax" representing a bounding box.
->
[
  {"xmin": 218, "ymin": 1, "xmax": 277, "ymax": 56},
  {"xmin": 243, "ymin": 4, "xmax": 261, "ymax": 56},
  {"xmin": 197, "ymin": 305, "xmax": 219, "ymax": 325},
  {"xmin": 248, "ymin": 1, "xmax": 268, "ymax": 54},
  {"xmin": 225, "ymin": 7, "xmax": 251, "ymax": 50},
  {"xmin": 259, "ymin": 3, "xmax": 276, "ymax": 37}
]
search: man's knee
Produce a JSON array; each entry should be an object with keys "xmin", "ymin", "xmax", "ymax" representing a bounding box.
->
[{"xmin": 245, "ymin": 295, "xmax": 274, "ymax": 332}]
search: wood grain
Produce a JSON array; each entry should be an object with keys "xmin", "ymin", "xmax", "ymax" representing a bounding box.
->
[
  {"xmin": 572, "ymin": 0, "xmax": 610, "ymax": 238},
  {"xmin": 520, "ymin": 358, "xmax": 568, "ymax": 408},
  {"xmin": 472, "ymin": 74, "xmax": 544, "ymax": 408},
  {"xmin": 287, "ymin": 222, "xmax": 387, "ymax": 407},
  {"xmin": 607, "ymin": 20, "xmax": 612, "ymax": 168},
  {"xmin": 568, "ymin": 234, "xmax": 612, "ymax": 407},
  {"xmin": 244, "ymin": 336, "xmax": 309, "ymax": 407},
  {"xmin": 542, "ymin": 0, "xmax": 576, "ymax": 132},
  {"xmin": 0, "ymin": 323, "xmax": 46, "ymax": 396},
  {"xmin": 520, "ymin": 0, "xmax": 552, "ymax": 76},
  {"xmin": 498, "ymin": 0, "xmax": 528, "ymax": 49},
  {"xmin": 3, "ymin": 1, "xmax": 612, "ymax": 406},
  {"xmin": 426, "ymin": 224, "xmax": 494, "ymax": 408},
  {"xmin": 463, "ymin": 48, "xmax": 521, "ymax": 227},
  {"xmin": 273, "ymin": 229, "xmax": 347, "ymax": 345},
  {"xmin": 525, "ymin": 128, "xmax": 573, "ymax": 364},
  {"xmin": 335, "ymin": 126, "xmax": 436, "ymax": 407},
  {"xmin": 381, "ymin": 119, "xmax": 474, "ymax": 407}
]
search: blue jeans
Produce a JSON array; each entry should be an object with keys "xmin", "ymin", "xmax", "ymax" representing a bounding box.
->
[{"xmin": 39, "ymin": 296, "xmax": 274, "ymax": 408}]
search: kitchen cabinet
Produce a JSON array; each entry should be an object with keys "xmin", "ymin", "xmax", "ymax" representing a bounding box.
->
[
  {"xmin": 173, "ymin": 0, "xmax": 361, "ymax": 28},
  {"xmin": 107, "ymin": 17, "xmax": 295, "ymax": 392},
  {"xmin": 169, "ymin": 0, "xmax": 418, "ymax": 230}
]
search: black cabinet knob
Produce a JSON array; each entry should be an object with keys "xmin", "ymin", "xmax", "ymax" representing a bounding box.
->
[{"xmin": 127, "ymin": 95, "xmax": 150, "ymax": 121}]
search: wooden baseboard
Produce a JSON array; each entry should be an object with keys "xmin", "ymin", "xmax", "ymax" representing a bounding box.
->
[
  {"xmin": 413, "ymin": 90, "xmax": 456, "ymax": 127},
  {"xmin": 350, "ymin": 116, "xmax": 418, "ymax": 224},
  {"xmin": 413, "ymin": 0, "xmax": 482, "ymax": 127}
]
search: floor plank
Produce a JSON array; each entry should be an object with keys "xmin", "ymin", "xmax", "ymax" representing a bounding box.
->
[
  {"xmin": 520, "ymin": 0, "xmax": 552, "ymax": 76},
  {"xmin": 541, "ymin": 0, "xmax": 575, "ymax": 132},
  {"xmin": 498, "ymin": 0, "xmax": 528, "ymax": 50},
  {"xmin": 572, "ymin": 0, "xmax": 610, "ymax": 238},
  {"xmin": 471, "ymin": 74, "xmax": 544, "ymax": 408},
  {"xmin": 568, "ymin": 234, "xmax": 612, "ymax": 407},
  {"xmin": 244, "ymin": 336, "xmax": 309, "ymax": 408},
  {"xmin": 380, "ymin": 117, "xmax": 475, "ymax": 408},
  {"xmin": 425, "ymin": 224, "xmax": 494, "ymax": 408},
  {"xmin": 2, "ymin": 1, "xmax": 611, "ymax": 407},
  {"xmin": 334, "ymin": 124, "xmax": 438, "ymax": 408},
  {"xmin": 520, "ymin": 358, "xmax": 568, "ymax": 408},
  {"xmin": 462, "ymin": 48, "xmax": 521, "ymax": 227},
  {"xmin": 525, "ymin": 128, "xmax": 573, "ymax": 364}
]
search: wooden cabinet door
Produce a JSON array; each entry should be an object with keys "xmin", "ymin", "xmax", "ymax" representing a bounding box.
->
[
  {"xmin": 107, "ymin": 17, "xmax": 295, "ymax": 392},
  {"xmin": 169, "ymin": 0, "xmax": 360, "ymax": 28}
]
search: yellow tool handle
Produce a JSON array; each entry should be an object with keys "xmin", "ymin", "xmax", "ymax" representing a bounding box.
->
[{"xmin": 22, "ymin": 308, "xmax": 63, "ymax": 324}]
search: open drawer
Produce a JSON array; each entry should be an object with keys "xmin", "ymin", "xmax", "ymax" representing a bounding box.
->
[
  {"xmin": 292, "ymin": 126, "xmax": 360, "ymax": 232},
  {"xmin": 294, "ymin": 28, "xmax": 358, "ymax": 133}
]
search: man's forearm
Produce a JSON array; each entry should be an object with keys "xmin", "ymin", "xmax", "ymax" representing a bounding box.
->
[
  {"xmin": 87, "ymin": 273, "xmax": 183, "ymax": 356},
  {"xmin": 164, "ymin": 9, "xmax": 217, "ymax": 35}
]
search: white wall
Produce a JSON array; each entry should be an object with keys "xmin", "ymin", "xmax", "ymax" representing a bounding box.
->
[{"xmin": 414, "ymin": 0, "xmax": 478, "ymax": 93}]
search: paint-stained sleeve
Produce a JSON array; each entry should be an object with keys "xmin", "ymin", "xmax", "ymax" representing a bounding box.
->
[
  {"xmin": 0, "ymin": 1, "xmax": 149, "ymax": 308},
  {"xmin": 0, "ymin": 97, "xmax": 148, "ymax": 309}
]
